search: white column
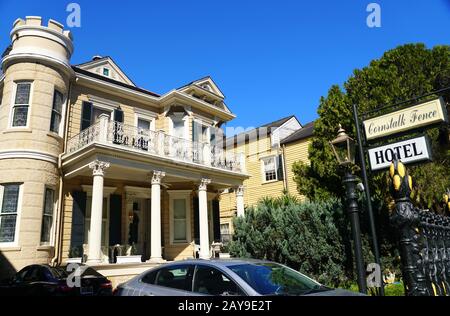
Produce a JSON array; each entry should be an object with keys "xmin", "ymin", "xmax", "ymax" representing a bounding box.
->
[
  {"xmin": 86, "ymin": 160, "xmax": 110, "ymax": 264},
  {"xmin": 203, "ymin": 143, "xmax": 211, "ymax": 166},
  {"xmin": 236, "ymin": 185, "xmax": 245, "ymax": 217},
  {"xmin": 98, "ymin": 113, "xmax": 109, "ymax": 143},
  {"xmin": 198, "ymin": 178, "xmax": 211, "ymax": 259},
  {"xmin": 149, "ymin": 170, "xmax": 165, "ymax": 262}
]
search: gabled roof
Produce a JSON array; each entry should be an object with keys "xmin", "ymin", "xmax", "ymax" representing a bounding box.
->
[
  {"xmin": 280, "ymin": 121, "xmax": 315, "ymax": 144},
  {"xmin": 72, "ymin": 66, "xmax": 160, "ymax": 97},
  {"xmin": 75, "ymin": 56, "xmax": 136, "ymax": 86},
  {"xmin": 261, "ymin": 115, "xmax": 297, "ymax": 129},
  {"xmin": 177, "ymin": 76, "xmax": 225, "ymax": 99},
  {"xmin": 225, "ymin": 115, "xmax": 300, "ymax": 146}
]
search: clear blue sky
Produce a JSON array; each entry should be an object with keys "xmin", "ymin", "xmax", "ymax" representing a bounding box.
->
[{"xmin": 1, "ymin": 0, "xmax": 449, "ymax": 130}]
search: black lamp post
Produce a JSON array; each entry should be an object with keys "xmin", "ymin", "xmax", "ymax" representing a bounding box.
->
[{"xmin": 330, "ymin": 125, "xmax": 367, "ymax": 294}]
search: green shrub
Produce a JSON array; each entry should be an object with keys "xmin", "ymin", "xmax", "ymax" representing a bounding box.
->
[
  {"xmin": 229, "ymin": 195, "xmax": 354, "ymax": 287},
  {"xmin": 384, "ymin": 283, "xmax": 405, "ymax": 296}
]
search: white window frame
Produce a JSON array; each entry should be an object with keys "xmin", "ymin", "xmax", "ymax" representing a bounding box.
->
[
  {"xmin": 91, "ymin": 105, "xmax": 114, "ymax": 123},
  {"xmin": 0, "ymin": 183, "xmax": 23, "ymax": 248},
  {"xmin": 49, "ymin": 89, "xmax": 66, "ymax": 136},
  {"xmin": 168, "ymin": 190, "xmax": 191, "ymax": 245},
  {"xmin": 9, "ymin": 81, "xmax": 33, "ymax": 129},
  {"xmin": 192, "ymin": 118, "xmax": 212, "ymax": 144},
  {"xmin": 261, "ymin": 155, "xmax": 278, "ymax": 183},
  {"xmin": 88, "ymin": 95, "xmax": 117, "ymax": 123},
  {"xmin": 102, "ymin": 67, "xmax": 110, "ymax": 77},
  {"xmin": 134, "ymin": 108, "xmax": 157, "ymax": 132},
  {"xmin": 169, "ymin": 113, "xmax": 189, "ymax": 140},
  {"xmin": 220, "ymin": 223, "xmax": 230, "ymax": 235},
  {"xmin": 40, "ymin": 186, "xmax": 57, "ymax": 246}
]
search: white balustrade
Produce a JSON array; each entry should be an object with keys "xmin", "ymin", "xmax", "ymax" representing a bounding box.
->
[{"xmin": 66, "ymin": 120, "xmax": 245, "ymax": 173}]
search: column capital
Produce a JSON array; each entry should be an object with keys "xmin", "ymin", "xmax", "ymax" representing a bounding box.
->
[
  {"xmin": 235, "ymin": 185, "xmax": 245, "ymax": 197},
  {"xmin": 89, "ymin": 160, "xmax": 110, "ymax": 177},
  {"xmin": 198, "ymin": 178, "xmax": 211, "ymax": 191},
  {"xmin": 150, "ymin": 170, "xmax": 166, "ymax": 185}
]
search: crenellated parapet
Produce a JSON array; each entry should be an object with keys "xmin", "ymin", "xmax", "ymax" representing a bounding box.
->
[{"xmin": 2, "ymin": 16, "xmax": 74, "ymax": 77}]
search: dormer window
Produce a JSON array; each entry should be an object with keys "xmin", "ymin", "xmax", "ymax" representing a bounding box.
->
[{"xmin": 103, "ymin": 68, "xmax": 110, "ymax": 77}]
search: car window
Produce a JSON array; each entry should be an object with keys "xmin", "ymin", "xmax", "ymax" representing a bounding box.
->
[
  {"xmin": 14, "ymin": 267, "xmax": 31, "ymax": 282},
  {"xmin": 23, "ymin": 266, "xmax": 43, "ymax": 282},
  {"xmin": 141, "ymin": 270, "xmax": 157, "ymax": 285},
  {"xmin": 228, "ymin": 263, "xmax": 322, "ymax": 295},
  {"xmin": 154, "ymin": 265, "xmax": 193, "ymax": 292},
  {"xmin": 193, "ymin": 265, "xmax": 244, "ymax": 296},
  {"xmin": 50, "ymin": 267, "xmax": 69, "ymax": 279},
  {"xmin": 41, "ymin": 267, "xmax": 54, "ymax": 281}
]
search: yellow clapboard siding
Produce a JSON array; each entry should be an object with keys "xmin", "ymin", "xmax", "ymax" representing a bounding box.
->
[
  {"xmin": 284, "ymin": 138, "xmax": 311, "ymax": 200},
  {"xmin": 220, "ymin": 133, "xmax": 313, "ymax": 226},
  {"xmin": 220, "ymin": 134, "xmax": 285, "ymax": 216}
]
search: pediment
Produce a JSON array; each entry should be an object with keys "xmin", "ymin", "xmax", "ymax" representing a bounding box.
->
[
  {"xmin": 178, "ymin": 76, "xmax": 225, "ymax": 99},
  {"xmin": 76, "ymin": 56, "xmax": 135, "ymax": 86}
]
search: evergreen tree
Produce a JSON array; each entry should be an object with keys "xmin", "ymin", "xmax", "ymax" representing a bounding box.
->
[
  {"xmin": 293, "ymin": 44, "xmax": 450, "ymax": 211},
  {"xmin": 228, "ymin": 195, "xmax": 379, "ymax": 287}
]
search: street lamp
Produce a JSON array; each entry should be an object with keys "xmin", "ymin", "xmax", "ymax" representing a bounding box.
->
[
  {"xmin": 330, "ymin": 125, "xmax": 356, "ymax": 166},
  {"xmin": 330, "ymin": 124, "xmax": 367, "ymax": 294}
]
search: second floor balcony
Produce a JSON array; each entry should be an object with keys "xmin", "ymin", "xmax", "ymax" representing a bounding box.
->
[{"xmin": 64, "ymin": 115, "xmax": 246, "ymax": 174}]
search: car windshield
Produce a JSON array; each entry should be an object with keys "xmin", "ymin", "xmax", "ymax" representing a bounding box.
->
[{"xmin": 228, "ymin": 263, "xmax": 327, "ymax": 295}]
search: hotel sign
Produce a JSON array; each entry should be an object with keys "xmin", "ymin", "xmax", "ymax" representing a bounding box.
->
[
  {"xmin": 368, "ymin": 136, "xmax": 432, "ymax": 171},
  {"xmin": 363, "ymin": 97, "xmax": 448, "ymax": 141}
]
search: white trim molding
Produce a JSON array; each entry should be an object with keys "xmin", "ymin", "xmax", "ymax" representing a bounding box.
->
[{"xmin": 0, "ymin": 150, "xmax": 58, "ymax": 164}]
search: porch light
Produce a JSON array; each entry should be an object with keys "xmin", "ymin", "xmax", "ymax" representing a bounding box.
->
[{"xmin": 330, "ymin": 124, "xmax": 356, "ymax": 166}]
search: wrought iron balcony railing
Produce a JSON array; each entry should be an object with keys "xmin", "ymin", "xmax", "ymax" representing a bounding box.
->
[{"xmin": 65, "ymin": 118, "xmax": 246, "ymax": 174}]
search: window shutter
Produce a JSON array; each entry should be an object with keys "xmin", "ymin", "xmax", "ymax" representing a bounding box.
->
[
  {"xmin": 277, "ymin": 155, "xmax": 284, "ymax": 181},
  {"xmin": 114, "ymin": 107, "xmax": 124, "ymax": 123},
  {"xmin": 109, "ymin": 194, "xmax": 122, "ymax": 246},
  {"xmin": 70, "ymin": 191, "xmax": 87, "ymax": 251},
  {"xmin": 81, "ymin": 102, "xmax": 93, "ymax": 131},
  {"xmin": 193, "ymin": 196, "xmax": 199, "ymax": 244},
  {"xmin": 212, "ymin": 200, "xmax": 221, "ymax": 242}
]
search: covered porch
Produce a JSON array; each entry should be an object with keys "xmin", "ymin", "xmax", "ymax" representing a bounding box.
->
[{"xmin": 60, "ymin": 143, "xmax": 247, "ymax": 266}]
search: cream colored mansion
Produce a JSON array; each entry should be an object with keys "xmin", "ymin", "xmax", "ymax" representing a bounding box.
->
[{"xmin": 0, "ymin": 17, "xmax": 250, "ymax": 279}]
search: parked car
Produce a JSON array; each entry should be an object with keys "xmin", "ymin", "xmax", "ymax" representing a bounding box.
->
[
  {"xmin": 114, "ymin": 259, "xmax": 364, "ymax": 296},
  {"xmin": 0, "ymin": 264, "xmax": 112, "ymax": 296}
]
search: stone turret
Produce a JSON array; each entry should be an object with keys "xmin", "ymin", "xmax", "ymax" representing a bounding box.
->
[
  {"xmin": 2, "ymin": 16, "xmax": 74, "ymax": 75},
  {"xmin": 0, "ymin": 17, "xmax": 74, "ymax": 278}
]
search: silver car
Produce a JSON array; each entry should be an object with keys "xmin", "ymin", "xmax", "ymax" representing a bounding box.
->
[{"xmin": 114, "ymin": 259, "xmax": 363, "ymax": 296}]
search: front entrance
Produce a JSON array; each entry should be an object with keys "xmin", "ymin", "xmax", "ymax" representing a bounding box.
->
[{"xmin": 129, "ymin": 198, "xmax": 151, "ymax": 261}]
